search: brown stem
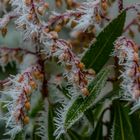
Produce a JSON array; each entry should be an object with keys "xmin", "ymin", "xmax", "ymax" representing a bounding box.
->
[
  {"xmin": 0, "ymin": 12, "xmax": 19, "ymax": 29},
  {"xmin": 118, "ymin": 0, "xmax": 123, "ymax": 12},
  {"xmin": 123, "ymin": 19, "xmax": 138, "ymax": 33},
  {"xmin": 0, "ymin": 46, "xmax": 36, "ymax": 55},
  {"xmin": 0, "ymin": 78, "xmax": 9, "ymax": 85}
]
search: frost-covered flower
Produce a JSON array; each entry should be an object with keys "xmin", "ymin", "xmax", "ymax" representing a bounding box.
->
[
  {"xmin": 42, "ymin": 39, "xmax": 95, "ymax": 97},
  {"xmin": 9, "ymin": 0, "xmax": 95, "ymax": 98},
  {"xmin": 74, "ymin": 0, "xmax": 104, "ymax": 31},
  {"xmin": 10, "ymin": 0, "xmax": 48, "ymax": 40},
  {"xmin": 113, "ymin": 36, "xmax": 140, "ymax": 100},
  {"xmin": 1, "ymin": 64, "xmax": 44, "ymax": 139}
]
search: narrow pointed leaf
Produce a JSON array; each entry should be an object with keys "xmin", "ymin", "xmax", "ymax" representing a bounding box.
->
[
  {"xmin": 130, "ymin": 111, "xmax": 140, "ymax": 140},
  {"xmin": 90, "ymin": 120, "xmax": 103, "ymax": 140},
  {"xmin": 111, "ymin": 101, "xmax": 135, "ymax": 140},
  {"xmin": 64, "ymin": 67, "xmax": 111, "ymax": 130},
  {"xmin": 34, "ymin": 100, "xmax": 55, "ymax": 140},
  {"xmin": 82, "ymin": 11, "xmax": 126, "ymax": 73},
  {"xmin": 48, "ymin": 105, "xmax": 55, "ymax": 140}
]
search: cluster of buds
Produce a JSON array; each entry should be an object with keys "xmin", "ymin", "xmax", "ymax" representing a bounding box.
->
[
  {"xmin": 2, "ymin": 64, "xmax": 44, "ymax": 138},
  {"xmin": 9, "ymin": 0, "xmax": 99, "ymax": 98},
  {"xmin": 8, "ymin": 0, "xmax": 109, "ymax": 46},
  {"xmin": 11, "ymin": 0, "xmax": 49, "ymax": 40},
  {"xmin": 23, "ymin": 0, "xmax": 49, "ymax": 17},
  {"xmin": 0, "ymin": 47, "xmax": 25, "ymax": 71},
  {"xmin": 39, "ymin": 0, "xmax": 109, "ymax": 50},
  {"xmin": 49, "ymin": 0, "xmax": 108, "ymax": 33},
  {"xmin": 49, "ymin": 40, "xmax": 96, "ymax": 96},
  {"xmin": 113, "ymin": 37, "xmax": 140, "ymax": 100},
  {"xmin": 73, "ymin": 0, "xmax": 108, "ymax": 31},
  {"xmin": 55, "ymin": 0, "xmax": 79, "ymax": 9}
]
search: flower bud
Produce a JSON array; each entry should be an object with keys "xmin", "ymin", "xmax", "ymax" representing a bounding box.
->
[
  {"xmin": 133, "ymin": 52, "xmax": 139, "ymax": 62},
  {"xmin": 54, "ymin": 24, "xmax": 62, "ymax": 32},
  {"xmin": 18, "ymin": 75, "xmax": 24, "ymax": 82},
  {"xmin": 25, "ymin": 101, "xmax": 30, "ymax": 110},
  {"xmin": 81, "ymin": 87, "xmax": 89, "ymax": 96},
  {"xmin": 24, "ymin": 86, "xmax": 31, "ymax": 95},
  {"xmin": 101, "ymin": 1, "xmax": 108, "ymax": 11},
  {"xmin": 56, "ymin": 0, "xmax": 62, "ymax": 7},
  {"xmin": 77, "ymin": 62, "xmax": 85, "ymax": 70},
  {"xmin": 95, "ymin": 14, "xmax": 101, "ymax": 22},
  {"xmin": 71, "ymin": 20, "xmax": 77, "ymax": 28},
  {"xmin": 88, "ymin": 69, "xmax": 96, "ymax": 75},
  {"xmin": 50, "ymin": 31, "xmax": 58, "ymax": 39},
  {"xmin": 27, "ymin": 14, "xmax": 33, "ymax": 21},
  {"xmin": 29, "ymin": 80, "xmax": 37, "ymax": 89},
  {"xmin": 24, "ymin": 0, "xmax": 31, "ymax": 6},
  {"xmin": 44, "ymin": 2, "xmax": 49, "ymax": 9},
  {"xmin": 65, "ymin": 63, "xmax": 72, "ymax": 70},
  {"xmin": 23, "ymin": 116, "xmax": 29, "ymax": 124}
]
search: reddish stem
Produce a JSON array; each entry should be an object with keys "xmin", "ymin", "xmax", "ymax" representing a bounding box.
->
[
  {"xmin": 123, "ymin": 19, "xmax": 138, "ymax": 32},
  {"xmin": 118, "ymin": 0, "xmax": 123, "ymax": 12},
  {"xmin": 0, "ymin": 47, "xmax": 36, "ymax": 55}
]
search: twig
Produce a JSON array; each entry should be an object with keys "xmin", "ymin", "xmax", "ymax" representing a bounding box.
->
[
  {"xmin": 118, "ymin": 0, "xmax": 123, "ymax": 12},
  {"xmin": 0, "ymin": 46, "xmax": 36, "ymax": 55},
  {"xmin": 0, "ymin": 12, "xmax": 19, "ymax": 29},
  {"xmin": 123, "ymin": 19, "xmax": 138, "ymax": 32}
]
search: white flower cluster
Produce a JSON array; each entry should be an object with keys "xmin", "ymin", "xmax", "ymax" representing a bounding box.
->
[
  {"xmin": 10, "ymin": 0, "xmax": 42, "ymax": 40},
  {"xmin": 1, "ymin": 64, "xmax": 43, "ymax": 139},
  {"xmin": 74, "ymin": 0, "xmax": 103, "ymax": 31},
  {"xmin": 113, "ymin": 36, "xmax": 140, "ymax": 100}
]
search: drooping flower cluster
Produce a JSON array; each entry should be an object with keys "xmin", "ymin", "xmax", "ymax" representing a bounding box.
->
[
  {"xmin": 73, "ymin": 0, "xmax": 108, "ymax": 31},
  {"xmin": 53, "ymin": 40, "xmax": 96, "ymax": 96},
  {"xmin": 113, "ymin": 36, "xmax": 140, "ymax": 100},
  {"xmin": 55, "ymin": 0, "xmax": 79, "ymax": 9},
  {"xmin": 10, "ymin": 0, "xmax": 49, "ymax": 40},
  {"xmin": 2, "ymin": 64, "xmax": 44, "ymax": 139},
  {"xmin": 7, "ymin": 0, "xmax": 97, "ymax": 96}
]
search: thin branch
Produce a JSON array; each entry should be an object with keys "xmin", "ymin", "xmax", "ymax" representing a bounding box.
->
[
  {"xmin": 0, "ymin": 46, "xmax": 36, "ymax": 55},
  {"xmin": 123, "ymin": 19, "xmax": 138, "ymax": 32},
  {"xmin": 125, "ymin": 3, "xmax": 140, "ymax": 12},
  {"xmin": 0, "ymin": 78, "xmax": 9, "ymax": 86},
  {"xmin": 0, "ymin": 12, "xmax": 19, "ymax": 29},
  {"xmin": 118, "ymin": 0, "xmax": 123, "ymax": 12}
]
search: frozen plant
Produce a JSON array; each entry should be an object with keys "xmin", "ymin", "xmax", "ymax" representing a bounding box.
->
[{"xmin": 0, "ymin": 0, "xmax": 140, "ymax": 140}]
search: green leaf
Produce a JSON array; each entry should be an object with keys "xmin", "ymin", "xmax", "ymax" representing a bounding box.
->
[
  {"xmin": 48, "ymin": 104, "xmax": 55, "ymax": 140},
  {"xmin": 84, "ymin": 109, "xmax": 95, "ymax": 127},
  {"xmin": 0, "ymin": 63, "xmax": 17, "ymax": 80},
  {"xmin": 130, "ymin": 111, "xmax": 140, "ymax": 140},
  {"xmin": 82, "ymin": 11, "xmax": 126, "ymax": 73},
  {"xmin": 64, "ymin": 67, "xmax": 111, "ymax": 130},
  {"xmin": 29, "ymin": 97, "xmax": 44, "ymax": 118},
  {"xmin": 111, "ymin": 101, "xmax": 135, "ymax": 140},
  {"xmin": 68, "ymin": 130, "xmax": 82, "ymax": 140},
  {"xmin": 34, "ymin": 100, "xmax": 55, "ymax": 140},
  {"xmin": 90, "ymin": 118, "xmax": 103, "ymax": 140}
]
